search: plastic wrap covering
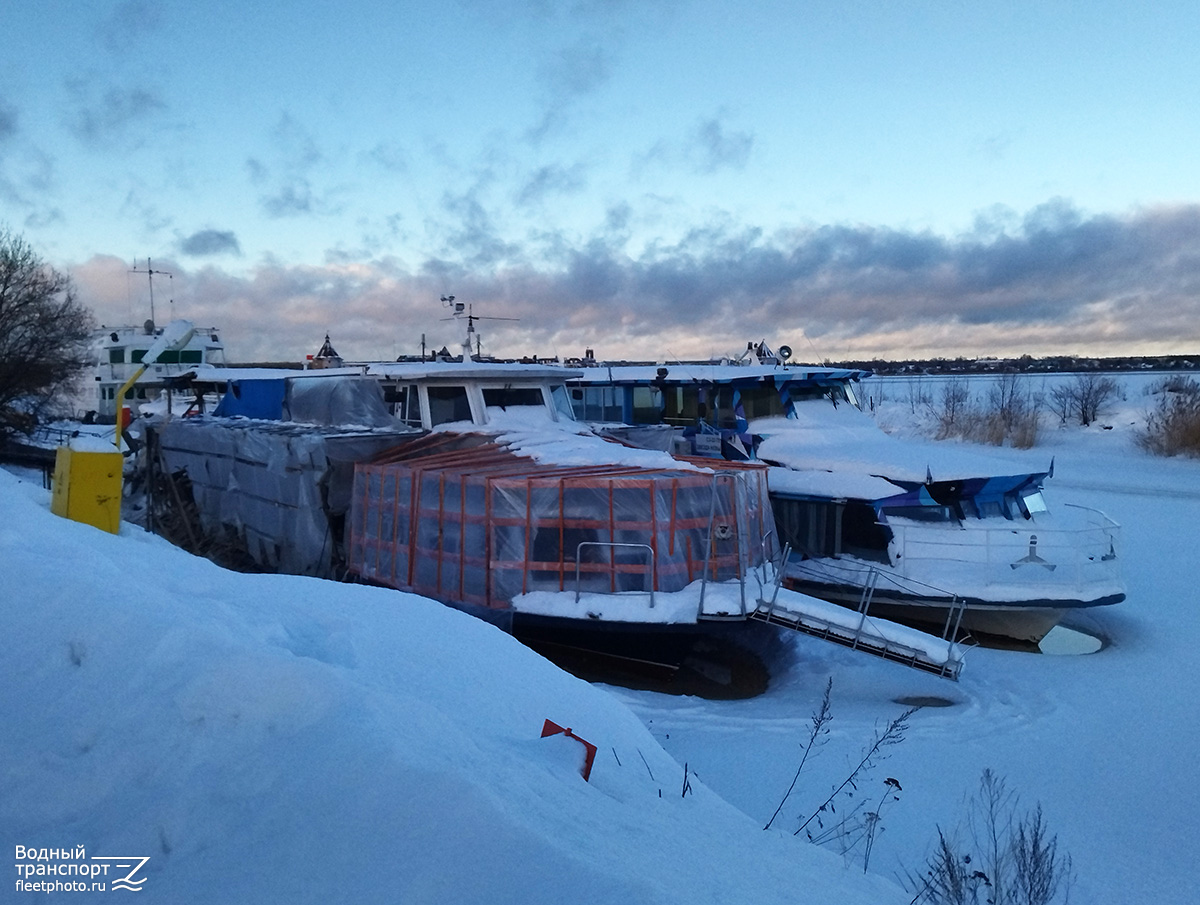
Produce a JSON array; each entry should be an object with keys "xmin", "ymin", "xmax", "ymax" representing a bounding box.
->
[
  {"xmin": 348, "ymin": 433, "xmax": 777, "ymax": 615},
  {"xmin": 159, "ymin": 418, "xmax": 418, "ymax": 576},
  {"xmin": 284, "ymin": 376, "xmax": 397, "ymax": 428}
]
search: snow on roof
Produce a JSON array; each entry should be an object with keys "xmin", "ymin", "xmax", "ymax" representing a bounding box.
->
[
  {"xmin": 433, "ymin": 413, "xmax": 710, "ymax": 472},
  {"xmin": 173, "ymin": 365, "xmax": 368, "ymax": 383},
  {"xmin": 365, "ymin": 360, "xmax": 582, "ymax": 381},
  {"xmin": 570, "ymin": 363, "xmax": 869, "ymax": 384},
  {"xmin": 755, "ymin": 403, "xmax": 1044, "ymax": 489}
]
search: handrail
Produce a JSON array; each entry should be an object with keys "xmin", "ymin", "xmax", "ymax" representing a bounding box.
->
[{"xmin": 573, "ymin": 542, "xmax": 656, "ymax": 607}]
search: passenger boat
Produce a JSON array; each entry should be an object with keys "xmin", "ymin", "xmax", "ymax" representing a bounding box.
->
[
  {"xmin": 144, "ymin": 355, "xmax": 965, "ymax": 679},
  {"xmin": 566, "ymin": 349, "xmax": 1124, "ymax": 644},
  {"xmin": 92, "ymin": 320, "xmax": 225, "ymax": 422}
]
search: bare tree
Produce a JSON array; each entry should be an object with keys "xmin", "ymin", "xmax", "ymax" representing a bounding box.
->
[
  {"xmin": 0, "ymin": 229, "xmax": 94, "ymax": 438},
  {"xmin": 933, "ymin": 378, "xmax": 973, "ymax": 439},
  {"xmin": 1048, "ymin": 374, "xmax": 1120, "ymax": 427}
]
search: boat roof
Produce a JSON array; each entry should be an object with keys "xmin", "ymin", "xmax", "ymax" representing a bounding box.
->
[
  {"xmin": 167, "ymin": 366, "xmax": 367, "ymax": 386},
  {"xmin": 364, "ymin": 361, "xmax": 583, "ymax": 381},
  {"xmin": 568, "ymin": 363, "xmax": 870, "ymax": 386}
]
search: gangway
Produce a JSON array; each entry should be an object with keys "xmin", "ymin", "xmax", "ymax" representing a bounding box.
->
[{"xmin": 751, "ymin": 552, "xmax": 969, "ymax": 679}]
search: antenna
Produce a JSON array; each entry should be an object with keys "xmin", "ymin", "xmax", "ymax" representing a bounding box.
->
[
  {"xmin": 438, "ymin": 296, "xmax": 518, "ymax": 360},
  {"xmin": 129, "ymin": 258, "xmax": 173, "ymax": 330}
]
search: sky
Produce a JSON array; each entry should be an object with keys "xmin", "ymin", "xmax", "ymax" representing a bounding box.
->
[{"xmin": 3, "ymin": 0, "xmax": 1200, "ymax": 363}]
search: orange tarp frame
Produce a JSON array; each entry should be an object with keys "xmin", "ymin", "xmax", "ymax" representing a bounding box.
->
[{"xmin": 348, "ymin": 433, "xmax": 775, "ymax": 611}]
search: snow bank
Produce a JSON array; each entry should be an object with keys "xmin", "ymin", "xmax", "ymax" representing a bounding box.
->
[{"xmin": 0, "ymin": 467, "xmax": 902, "ymax": 904}]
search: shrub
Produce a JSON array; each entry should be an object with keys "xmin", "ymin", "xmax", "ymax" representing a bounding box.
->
[
  {"xmin": 1138, "ymin": 377, "xmax": 1200, "ymax": 457},
  {"xmin": 905, "ymin": 770, "xmax": 1074, "ymax": 905},
  {"xmin": 933, "ymin": 374, "xmax": 1041, "ymax": 449}
]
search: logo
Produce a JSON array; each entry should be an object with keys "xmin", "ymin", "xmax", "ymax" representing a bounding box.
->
[{"xmin": 90, "ymin": 856, "xmax": 151, "ymax": 892}]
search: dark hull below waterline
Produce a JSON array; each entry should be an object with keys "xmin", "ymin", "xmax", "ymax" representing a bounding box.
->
[
  {"xmin": 511, "ymin": 614, "xmax": 770, "ymax": 699},
  {"xmin": 783, "ymin": 577, "xmax": 1125, "ymax": 646}
]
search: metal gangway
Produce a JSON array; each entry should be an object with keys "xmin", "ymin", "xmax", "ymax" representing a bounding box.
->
[{"xmin": 749, "ymin": 546, "xmax": 971, "ymax": 680}]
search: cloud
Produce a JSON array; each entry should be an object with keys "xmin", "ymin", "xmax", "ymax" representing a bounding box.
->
[
  {"xmin": 252, "ymin": 113, "xmax": 341, "ymax": 219},
  {"xmin": 270, "ymin": 112, "xmax": 322, "ymax": 171},
  {"xmin": 262, "ymin": 179, "xmax": 316, "ymax": 218},
  {"xmin": 99, "ymin": 0, "xmax": 166, "ymax": 54},
  {"xmin": 632, "ymin": 113, "xmax": 754, "ymax": 177},
  {"xmin": 691, "ymin": 117, "xmax": 754, "ymax": 172},
  {"xmin": 528, "ymin": 37, "xmax": 613, "ymax": 141},
  {"xmin": 365, "ymin": 142, "xmax": 410, "ymax": 173},
  {"xmin": 0, "ymin": 100, "xmax": 16, "ymax": 143},
  {"xmin": 179, "ymin": 229, "xmax": 242, "ymax": 257},
  {"xmin": 515, "ymin": 163, "xmax": 587, "ymax": 207},
  {"xmin": 66, "ymin": 202, "xmax": 1200, "ymax": 364},
  {"xmin": 434, "ymin": 188, "xmax": 523, "ymax": 266},
  {"xmin": 67, "ymin": 83, "xmax": 167, "ymax": 147}
]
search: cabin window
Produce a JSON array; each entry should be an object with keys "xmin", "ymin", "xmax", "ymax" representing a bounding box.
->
[
  {"xmin": 384, "ymin": 383, "xmax": 423, "ymax": 427},
  {"xmin": 130, "ymin": 349, "xmax": 147, "ymax": 364},
  {"xmin": 572, "ymin": 386, "xmax": 623, "ymax": 422},
  {"xmin": 975, "ymin": 498, "xmax": 1010, "ymax": 519},
  {"xmin": 787, "ymin": 384, "xmax": 855, "ymax": 408},
  {"xmin": 550, "ymin": 385, "xmax": 575, "ymax": 421},
  {"xmin": 740, "ymin": 387, "xmax": 786, "ymax": 419},
  {"xmin": 631, "ymin": 386, "xmax": 662, "ymax": 424},
  {"xmin": 1019, "ymin": 491, "xmax": 1048, "ymax": 518},
  {"xmin": 180, "ymin": 350, "xmax": 202, "ymax": 363},
  {"xmin": 882, "ymin": 505, "xmax": 954, "ymax": 523},
  {"xmin": 774, "ymin": 498, "xmax": 889, "ymax": 562},
  {"xmin": 108, "ymin": 349, "xmax": 125, "ymax": 364},
  {"xmin": 427, "ymin": 385, "xmax": 472, "ymax": 426},
  {"xmin": 482, "ymin": 386, "xmax": 544, "ymax": 409}
]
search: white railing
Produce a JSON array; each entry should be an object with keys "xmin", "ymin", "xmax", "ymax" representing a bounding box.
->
[{"xmin": 887, "ymin": 505, "xmax": 1121, "ymax": 595}]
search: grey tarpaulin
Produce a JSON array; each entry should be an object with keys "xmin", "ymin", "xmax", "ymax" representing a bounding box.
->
[{"xmin": 159, "ymin": 417, "xmax": 418, "ymax": 576}]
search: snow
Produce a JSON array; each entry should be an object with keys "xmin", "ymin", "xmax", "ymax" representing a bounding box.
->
[
  {"xmin": 436, "ymin": 410, "xmax": 708, "ymax": 472},
  {"xmin": 609, "ymin": 372, "xmax": 1200, "ymax": 905},
  {"xmin": 5, "ymin": 369, "xmax": 1199, "ymax": 904},
  {"xmin": 0, "ymin": 467, "xmax": 899, "ymax": 904},
  {"xmin": 66, "ymin": 435, "xmax": 121, "ymax": 454}
]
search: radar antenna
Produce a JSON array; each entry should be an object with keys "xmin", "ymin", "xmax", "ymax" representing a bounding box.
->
[{"xmin": 129, "ymin": 258, "xmax": 174, "ymax": 331}]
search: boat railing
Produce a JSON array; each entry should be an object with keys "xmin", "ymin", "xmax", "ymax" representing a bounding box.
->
[
  {"xmin": 887, "ymin": 507, "xmax": 1121, "ymax": 592},
  {"xmin": 573, "ymin": 542, "xmax": 656, "ymax": 608},
  {"xmin": 786, "ymin": 555, "xmax": 968, "ymax": 642}
]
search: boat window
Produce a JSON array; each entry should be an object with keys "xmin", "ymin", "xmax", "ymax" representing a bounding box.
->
[
  {"xmin": 787, "ymin": 384, "xmax": 856, "ymax": 409},
  {"xmin": 840, "ymin": 502, "xmax": 891, "ymax": 561},
  {"xmin": 180, "ymin": 350, "xmax": 202, "ymax": 364},
  {"xmin": 483, "ymin": 386, "xmax": 545, "ymax": 410},
  {"xmin": 631, "ymin": 386, "xmax": 662, "ymax": 424},
  {"xmin": 383, "ymin": 383, "xmax": 423, "ymax": 427},
  {"xmin": 662, "ymin": 387, "xmax": 700, "ymax": 426},
  {"xmin": 1021, "ymin": 491, "xmax": 1048, "ymax": 516},
  {"xmin": 131, "ymin": 349, "xmax": 148, "ymax": 364},
  {"xmin": 881, "ymin": 505, "xmax": 954, "ymax": 523},
  {"xmin": 109, "ymin": 349, "xmax": 125, "ymax": 364},
  {"xmin": 573, "ymin": 386, "xmax": 623, "ymax": 422},
  {"xmin": 550, "ymin": 385, "xmax": 576, "ymax": 421},
  {"xmin": 975, "ymin": 498, "xmax": 1009, "ymax": 519},
  {"xmin": 427, "ymin": 385, "xmax": 473, "ymax": 426},
  {"xmin": 772, "ymin": 498, "xmax": 889, "ymax": 563}
]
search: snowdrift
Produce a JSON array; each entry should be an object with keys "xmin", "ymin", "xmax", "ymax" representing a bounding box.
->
[{"xmin": 0, "ymin": 468, "xmax": 903, "ymax": 904}]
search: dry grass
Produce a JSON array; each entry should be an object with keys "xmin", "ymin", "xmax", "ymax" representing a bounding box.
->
[{"xmin": 1138, "ymin": 377, "xmax": 1200, "ymax": 457}]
